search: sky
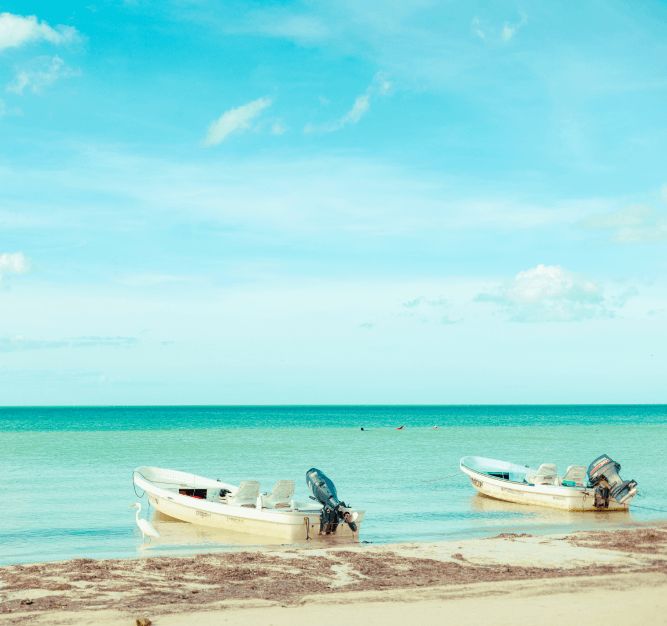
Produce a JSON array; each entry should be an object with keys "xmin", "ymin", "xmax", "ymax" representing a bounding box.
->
[{"xmin": 1, "ymin": 0, "xmax": 666, "ymax": 405}]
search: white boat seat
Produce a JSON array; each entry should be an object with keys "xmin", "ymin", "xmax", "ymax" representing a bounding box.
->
[
  {"xmin": 534, "ymin": 463, "xmax": 558, "ymax": 486},
  {"xmin": 261, "ymin": 480, "xmax": 295, "ymax": 509},
  {"xmin": 227, "ymin": 481, "xmax": 260, "ymax": 508},
  {"xmin": 563, "ymin": 465, "xmax": 587, "ymax": 487}
]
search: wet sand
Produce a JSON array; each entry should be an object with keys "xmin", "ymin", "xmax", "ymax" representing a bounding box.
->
[{"xmin": 2, "ymin": 525, "xmax": 667, "ymax": 625}]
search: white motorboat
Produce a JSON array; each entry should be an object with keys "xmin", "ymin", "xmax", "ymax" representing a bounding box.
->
[
  {"xmin": 460, "ymin": 454, "xmax": 638, "ymax": 511},
  {"xmin": 133, "ymin": 466, "xmax": 364, "ymax": 542}
]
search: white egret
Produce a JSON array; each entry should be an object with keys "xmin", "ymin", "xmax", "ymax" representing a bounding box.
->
[{"xmin": 129, "ymin": 503, "xmax": 160, "ymax": 543}]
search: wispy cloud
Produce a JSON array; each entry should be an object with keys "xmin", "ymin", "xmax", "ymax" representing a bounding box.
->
[
  {"xmin": 270, "ymin": 119, "xmax": 288, "ymax": 135},
  {"xmin": 471, "ymin": 17, "xmax": 485, "ymax": 40},
  {"xmin": 0, "ymin": 97, "xmax": 22, "ymax": 118},
  {"xmin": 6, "ymin": 55, "xmax": 81, "ymax": 95},
  {"xmin": 403, "ymin": 297, "xmax": 424, "ymax": 308},
  {"xmin": 204, "ymin": 97, "xmax": 273, "ymax": 145},
  {"xmin": 222, "ymin": 11, "xmax": 329, "ymax": 43},
  {"xmin": 401, "ymin": 295, "xmax": 460, "ymax": 325},
  {"xmin": 305, "ymin": 72, "xmax": 392, "ymax": 133},
  {"xmin": 471, "ymin": 12, "xmax": 528, "ymax": 43},
  {"xmin": 0, "ymin": 12, "xmax": 82, "ymax": 51},
  {"xmin": 439, "ymin": 315, "xmax": 462, "ymax": 325},
  {"xmin": 0, "ymin": 334, "xmax": 140, "ymax": 352},
  {"xmin": 610, "ymin": 286, "xmax": 639, "ymax": 308},
  {"xmin": 403, "ymin": 296, "xmax": 449, "ymax": 308},
  {"xmin": 474, "ymin": 264, "xmax": 613, "ymax": 322},
  {"xmin": 114, "ymin": 273, "xmax": 197, "ymax": 287},
  {"xmin": 358, "ymin": 322, "xmax": 374, "ymax": 329},
  {"xmin": 579, "ymin": 202, "xmax": 667, "ymax": 244},
  {"xmin": 0, "ymin": 146, "xmax": 584, "ymax": 256},
  {"xmin": 70, "ymin": 336, "xmax": 139, "ymax": 348},
  {"xmin": 0, "ymin": 335, "xmax": 67, "ymax": 353},
  {"xmin": 502, "ymin": 13, "xmax": 528, "ymax": 42}
]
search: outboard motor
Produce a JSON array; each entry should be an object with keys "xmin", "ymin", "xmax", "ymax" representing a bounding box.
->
[
  {"xmin": 306, "ymin": 468, "xmax": 358, "ymax": 534},
  {"xmin": 587, "ymin": 455, "xmax": 638, "ymax": 507}
]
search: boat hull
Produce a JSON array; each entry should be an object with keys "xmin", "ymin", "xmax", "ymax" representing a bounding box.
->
[
  {"xmin": 460, "ymin": 462, "xmax": 629, "ymax": 511},
  {"xmin": 134, "ymin": 469, "xmax": 363, "ymax": 541}
]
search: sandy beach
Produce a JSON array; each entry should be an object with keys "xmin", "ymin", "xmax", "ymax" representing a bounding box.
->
[{"xmin": 2, "ymin": 524, "xmax": 667, "ymax": 625}]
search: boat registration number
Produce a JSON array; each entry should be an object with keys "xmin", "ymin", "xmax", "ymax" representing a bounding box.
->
[
  {"xmin": 471, "ymin": 478, "xmax": 482, "ymax": 488},
  {"xmin": 196, "ymin": 510, "xmax": 211, "ymax": 518}
]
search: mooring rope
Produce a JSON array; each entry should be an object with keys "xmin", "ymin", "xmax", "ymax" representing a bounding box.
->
[
  {"xmin": 132, "ymin": 471, "xmax": 146, "ymax": 499},
  {"xmin": 420, "ymin": 471, "xmax": 462, "ymax": 483},
  {"xmin": 630, "ymin": 503, "xmax": 667, "ymax": 514}
]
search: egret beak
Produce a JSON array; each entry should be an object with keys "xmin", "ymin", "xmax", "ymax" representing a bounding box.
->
[{"xmin": 129, "ymin": 505, "xmax": 137, "ymax": 508}]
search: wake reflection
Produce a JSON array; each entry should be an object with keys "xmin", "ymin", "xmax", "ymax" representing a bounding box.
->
[
  {"xmin": 135, "ymin": 509, "xmax": 361, "ymax": 557},
  {"xmin": 467, "ymin": 491, "xmax": 637, "ymax": 535}
]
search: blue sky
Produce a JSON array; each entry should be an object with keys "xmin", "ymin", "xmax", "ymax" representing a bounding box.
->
[{"xmin": 1, "ymin": 0, "xmax": 666, "ymax": 405}]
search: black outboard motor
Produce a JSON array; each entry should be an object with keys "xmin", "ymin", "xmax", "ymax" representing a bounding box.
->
[
  {"xmin": 587, "ymin": 455, "xmax": 638, "ymax": 507},
  {"xmin": 306, "ymin": 468, "xmax": 358, "ymax": 534}
]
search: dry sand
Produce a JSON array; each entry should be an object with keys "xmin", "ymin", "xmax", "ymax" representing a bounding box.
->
[{"xmin": 2, "ymin": 525, "xmax": 667, "ymax": 625}]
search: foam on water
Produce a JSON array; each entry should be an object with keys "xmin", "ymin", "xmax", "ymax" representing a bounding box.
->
[{"xmin": 1, "ymin": 405, "xmax": 666, "ymax": 565}]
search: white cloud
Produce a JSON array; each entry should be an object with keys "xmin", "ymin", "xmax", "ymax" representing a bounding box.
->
[
  {"xmin": 204, "ymin": 97, "xmax": 273, "ymax": 146},
  {"xmin": 0, "ymin": 12, "xmax": 82, "ymax": 51},
  {"xmin": 6, "ymin": 55, "xmax": 81, "ymax": 95},
  {"xmin": 0, "ymin": 251, "xmax": 31, "ymax": 283},
  {"xmin": 474, "ymin": 264, "xmax": 612, "ymax": 322},
  {"xmin": 579, "ymin": 203, "xmax": 667, "ymax": 243},
  {"xmin": 305, "ymin": 71, "xmax": 392, "ymax": 133}
]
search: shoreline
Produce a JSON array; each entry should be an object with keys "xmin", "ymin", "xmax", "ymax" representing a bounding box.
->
[{"xmin": 2, "ymin": 524, "xmax": 667, "ymax": 624}]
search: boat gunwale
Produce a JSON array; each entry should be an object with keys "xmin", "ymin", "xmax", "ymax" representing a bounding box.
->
[
  {"xmin": 133, "ymin": 470, "xmax": 363, "ymax": 526},
  {"xmin": 460, "ymin": 462, "xmax": 594, "ymax": 496}
]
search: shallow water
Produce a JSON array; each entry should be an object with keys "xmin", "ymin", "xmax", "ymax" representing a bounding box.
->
[{"xmin": 1, "ymin": 405, "xmax": 666, "ymax": 566}]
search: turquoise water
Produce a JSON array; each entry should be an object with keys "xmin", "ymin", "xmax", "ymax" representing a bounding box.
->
[{"xmin": 2, "ymin": 405, "xmax": 666, "ymax": 566}]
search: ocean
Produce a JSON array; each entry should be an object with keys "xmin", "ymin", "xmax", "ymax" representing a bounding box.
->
[{"xmin": 2, "ymin": 405, "xmax": 666, "ymax": 566}]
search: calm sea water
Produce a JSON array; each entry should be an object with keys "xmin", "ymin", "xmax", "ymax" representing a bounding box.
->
[{"xmin": 2, "ymin": 405, "xmax": 666, "ymax": 566}]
